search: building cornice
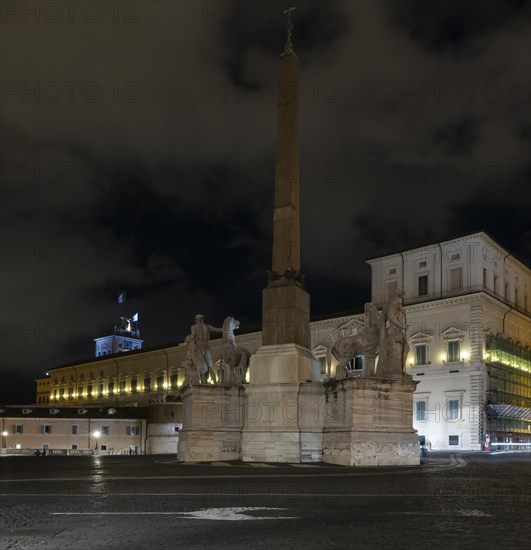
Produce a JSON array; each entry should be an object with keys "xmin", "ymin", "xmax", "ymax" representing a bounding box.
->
[
  {"xmin": 404, "ymin": 293, "xmax": 483, "ymax": 312},
  {"xmin": 366, "ymin": 231, "xmax": 529, "ymax": 272}
]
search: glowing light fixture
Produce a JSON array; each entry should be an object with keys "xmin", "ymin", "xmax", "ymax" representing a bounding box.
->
[{"xmin": 92, "ymin": 430, "xmax": 101, "ymax": 452}]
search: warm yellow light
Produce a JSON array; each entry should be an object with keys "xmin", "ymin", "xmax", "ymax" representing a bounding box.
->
[
  {"xmin": 93, "ymin": 431, "xmax": 101, "ymax": 439},
  {"xmin": 461, "ymin": 351, "xmax": 469, "ymax": 361},
  {"xmin": 1, "ymin": 431, "xmax": 7, "ymax": 437},
  {"xmin": 440, "ymin": 354, "xmax": 447, "ymax": 363}
]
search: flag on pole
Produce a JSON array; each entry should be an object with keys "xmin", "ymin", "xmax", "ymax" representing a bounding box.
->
[
  {"xmin": 118, "ymin": 291, "xmax": 126, "ymax": 304},
  {"xmin": 132, "ymin": 312, "xmax": 138, "ymax": 323}
]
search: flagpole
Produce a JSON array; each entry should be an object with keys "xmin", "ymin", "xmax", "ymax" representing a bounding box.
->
[{"xmin": 115, "ymin": 291, "xmax": 125, "ymax": 336}]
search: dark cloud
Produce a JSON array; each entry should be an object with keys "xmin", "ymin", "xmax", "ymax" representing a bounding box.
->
[
  {"xmin": 386, "ymin": 0, "xmax": 530, "ymax": 51},
  {"xmin": 448, "ymin": 174, "xmax": 531, "ymax": 266},
  {"xmin": 1, "ymin": 0, "xmax": 529, "ymax": 403},
  {"xmin": 433, "ymin": 116, "xmax": 481, "ymax": 156}
]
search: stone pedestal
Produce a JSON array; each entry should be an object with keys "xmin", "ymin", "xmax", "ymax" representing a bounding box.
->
[
  {"xmin": 177, "ymin": 385, "xmax": 243, "ymax": 462},
  {"xmin": 323, "ymin": 376, "xmax": 420, "ymax": 466},
  {"xmin": 242, "ymin": 341, "xmax": 323, "ymax": 463},
  {"xmin": 250, "ymin": 343, "xmax": 321, "ymax": 384},
  {"xmin": 147, "ymin": 403, "xmax": 182, "ymax": 455},
  {"xmin": 262, "ymin": 285, "xmax": 311, "ymax": 349},
  {"xmin": 147, "ymin": 424, "xmax": 181, "ymax": 455},
  {"xmin": 240, "ymin": 381, "xmax": 324, "ymax": 463}
]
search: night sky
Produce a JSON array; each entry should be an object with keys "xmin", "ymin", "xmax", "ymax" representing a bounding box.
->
[{"xmin": 1, "ymin": 0, "xmax": 530, "ymax": 404}]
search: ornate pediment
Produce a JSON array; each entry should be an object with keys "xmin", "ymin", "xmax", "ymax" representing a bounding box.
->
[
  {"xmin": 441, "ymin": 326, "xmax": 465, "ymax": 342},
  {"xmin": 312, "ymin": 344, "xmax": 328, "ymax": 356},
  {"xmin": 333, "ymin": 318, "xmax": 365, "ymax": 338},
  {"xmin": 409, "ymin": 330, "xmax": 434, "ymax": 345}
]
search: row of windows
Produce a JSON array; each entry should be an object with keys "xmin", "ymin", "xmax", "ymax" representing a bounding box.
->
[
  {"xmin": 487, "ymin": 417, "xmax": 531, "ymax": 435},
  {"xmin": 387, "ymin": 268, "xmax": 464, "ymax": 300},
  {"xmin": 53, "ymin": 373, "xmax": 177, "ymax": 386},
  {"xmin": 410, "ymin": 341, "xmax": 463, "ymax": 366},
  {"xmin": 418, "ymin": 435, "xmax": 461, "ymax": 446},
  {"xmin": 488, "ymin": 379, "xmax": 531, "ymax": 397},
  {"xmin": 387, "ymin": 269, "xmax": 528, "ymax": 310},
  {"xmin": 487, "ymin": 365, "xmax": 531, "ymax": 396},
  {"xmin": 482, "ymin": 268, "xmax": 528, "ymax": 310},
  {"xmin": 487, "ymin": 390, "xmax": 531, "ymax": 409},
  {"xmin": 487, "ymin": 364, "xmax": 531, "ymax": 407},
  {"xmin": 418, "ymin": 269, "xmax": 463, "ymax": 295},
  {"xmin": 387, "ymin": 255, "xmax": 461, "ymax": 276},
  {"xmin": 96, "ymin": 340, "xmax": 141, "ymax": 356},
  {"xmin": 320, "ymin": 342, "xmax": 464, "ymax": 371},
  {"xmin": 415, "ymin": 399, "xmax": 461, "ymax": 422},
  {"xmin": 54, "ymin": 372, "xmax": 102, "ymax": 384},
  {"xmin": 10, "ymin": 425, "xmax": 141, "ymax": 435},
  {"xmin": 52, "ymin": 374, "xmax": 180, "ymax": 399}
]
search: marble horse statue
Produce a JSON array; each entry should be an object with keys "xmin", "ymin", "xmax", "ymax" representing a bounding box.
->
[
  {"xmin": 220, "ymin": 316, "xmax": 250, "ymax": 385},
  {"xmin": 327, "ymin": 303, "xmax": 380, "ymax": 380}
]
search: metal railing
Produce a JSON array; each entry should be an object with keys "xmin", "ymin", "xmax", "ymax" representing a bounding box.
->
[{"xmin": 1, "ymin": 448, "xmax": 139, "ymax": 456}]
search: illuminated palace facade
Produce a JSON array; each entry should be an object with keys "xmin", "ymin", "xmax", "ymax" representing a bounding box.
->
[
  {"xmin": 367, "ymin": 232, "xmax": 530, "ymax": 450},
  {"xmin": 34, "ymin": 232, "xmax": 530, "ymax": 452}
]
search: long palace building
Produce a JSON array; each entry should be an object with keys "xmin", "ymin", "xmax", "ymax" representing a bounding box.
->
[{"xmin": 16, "ymin": 232, "xmax": 530, "ymax": 454}]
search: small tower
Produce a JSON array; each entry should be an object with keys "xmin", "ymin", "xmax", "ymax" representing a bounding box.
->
[{"xmin": 94, "ymin": 313, "xmax": 143, "ymax": 357}]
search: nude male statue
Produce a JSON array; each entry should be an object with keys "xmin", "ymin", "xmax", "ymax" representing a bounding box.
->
[{"xmin": 189, "ymin": 314, "xmax": 222, "ymax": 383}]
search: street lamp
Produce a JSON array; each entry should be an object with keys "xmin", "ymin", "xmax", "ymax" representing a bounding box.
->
[{"xmin": 93, "ymin": 430, "xmax": 101, "ymax": 452}]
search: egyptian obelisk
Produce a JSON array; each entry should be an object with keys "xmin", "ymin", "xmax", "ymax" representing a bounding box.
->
[
  {"xmin": 250, "ymin": 8, "xmax": 319, "ymax": 385},
  {"xmin": 241, "ymin": 9, "xmax": 323, "ymax": 463}
]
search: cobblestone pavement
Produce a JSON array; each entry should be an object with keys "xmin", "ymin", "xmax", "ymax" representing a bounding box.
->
[{"xmin": 1, "ymin": 453, "xmax": 530, "ymax": 549}]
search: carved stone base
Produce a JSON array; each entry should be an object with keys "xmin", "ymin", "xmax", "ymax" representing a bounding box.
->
[
  {"xmin": 323, "ymin": 376, "xmax": 420, "ymax": 467},
  {"xmin": 147, "ymin": 425, "xmax": 180, "ymax": 455},
  {"xmin": 249, "ymin": 343, "xmax": 321, "ymax": 384},
  {"xmin": 262, "ymin": 284, "xmax": 311, "ymax": 349},
  {"xmin": 177, "ymin": 385, "xmax": 243, "ymax": 462},
  {"xmin": 240, "ymin": 381, "xmax": 325, "ymax": 463}
]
